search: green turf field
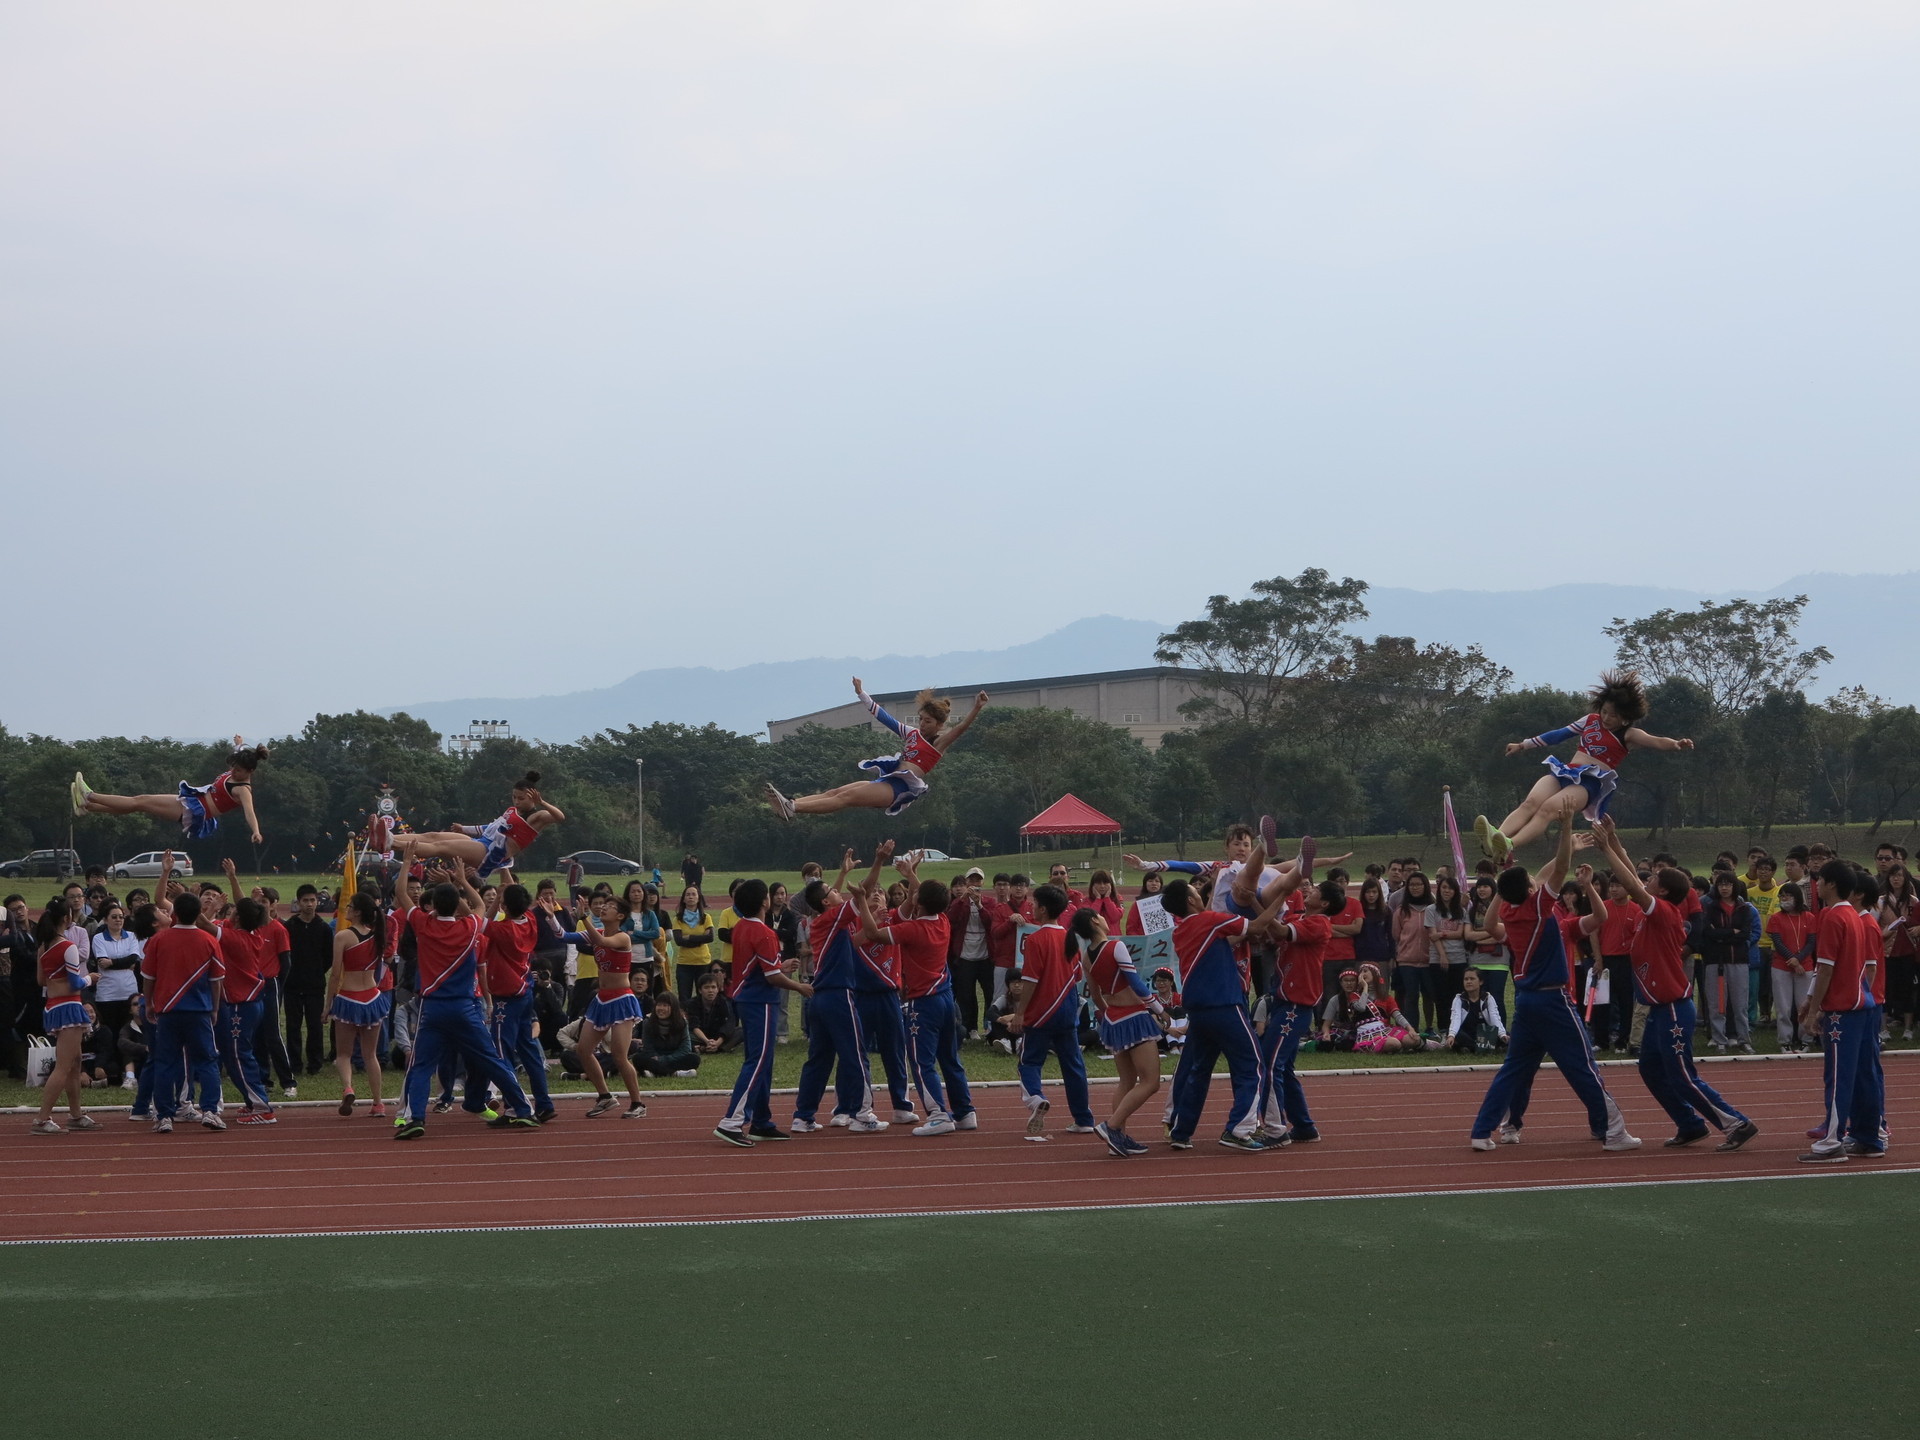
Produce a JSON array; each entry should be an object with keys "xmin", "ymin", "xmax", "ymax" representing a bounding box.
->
[{"xmin": 4, "ymin": 1173, "xmax": 1915, "ymax": 1439}]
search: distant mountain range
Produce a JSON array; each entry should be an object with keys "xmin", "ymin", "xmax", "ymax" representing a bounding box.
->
[{"xmin": 385, "ymin": 572, "xmax": 1920, "ymax": 742}]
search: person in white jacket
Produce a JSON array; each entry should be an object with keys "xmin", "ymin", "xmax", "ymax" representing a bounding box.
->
[{"xmin": 1444, "ymin": 967, "xmax": 1508, "ymax": 1052}]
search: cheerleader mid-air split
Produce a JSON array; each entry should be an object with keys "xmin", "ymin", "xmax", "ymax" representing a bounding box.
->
[
  {"xmin": 73, "ymin": 737, "xmax": 269, "ymax": 844},
  {"xmin": 1475, "ymin": 670, "xmax": 1693, "ymax": 861},
  {"xmin": 765, "ymin": 677, "xmax": 988, "ymax": 821},
  {"xmin": 387, "ymin": 771, "xmax": 565, "ymax": 880}
]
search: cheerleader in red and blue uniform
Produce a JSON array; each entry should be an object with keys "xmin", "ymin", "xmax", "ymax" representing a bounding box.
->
[
  {"xmin": 1074, "ymin": 908, "xmax": 1165, "ymax": 1157},
  {"xmin": 715, "ymin": 879, "xmax": 815, "ymax": 1146},
  {"xmin": 393, "ymin": 771, "xmax": 565, "ymax": 880},
  {"xmin": 31, "ymin": 896, "xmax": 100, "ymax": 1135},
  {"xmin": 766, "ymin": 677, "xmax": 988, "ymax": 819},
  {"xmin": 328, "ymin": 892, "xmax": 392, "ymax": 1117},
  {"xmin": 572, "ymin": 895, "xmax": 648, "ymax": 1120},
  {"xmin": 74, "ymin": 737, "xmax": 267, "ymax": 844},
  {"xmin": 1476, "ymin": 671, "xmax": 1693, "ymax": 861}
]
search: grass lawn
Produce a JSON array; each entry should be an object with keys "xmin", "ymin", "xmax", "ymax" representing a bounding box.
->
[{"xmin": 4, "ymin": 1174, "xmax": 1915, "ymax": 1439}]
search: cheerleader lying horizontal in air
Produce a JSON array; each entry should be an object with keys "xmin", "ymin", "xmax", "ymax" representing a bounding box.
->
[{"xmin": 766, "ymin": 677, "xmax": 988, "ymax": 820}]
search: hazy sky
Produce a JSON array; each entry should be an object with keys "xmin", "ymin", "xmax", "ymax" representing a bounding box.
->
[{"xmin": 5, "ymin": 3, "xmax": 1917, "ymax": 741}]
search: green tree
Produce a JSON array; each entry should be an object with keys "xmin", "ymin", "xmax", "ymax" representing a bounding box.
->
[
  {"xmin": 1156, "ymin": 568, "xmax": 1368, "ymax": 723},
  {"xmin": 1855, "ymin": 705, "xmax": 1920, "ymax": 832},
  {"xmin": 1148, "ymin": 732, "xmax": 1218, "ymax": 858},
  {"xmin": 1740, "ymin": 690, "xmax": 1813, "ymax": 838},
  {"xmin": 1604, "ymin": 595, "xmax": 1831, "ymax": 715}
]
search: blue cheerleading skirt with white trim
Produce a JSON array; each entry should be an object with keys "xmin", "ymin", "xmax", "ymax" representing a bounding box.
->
[
  {"xmin": 330, "ymin": 992, "xmax": 392, "ymax": 1027},
  {"xmin": 176, "ymin": 782, "xmax": 222, "ymax": 840},
  {"xmin": 474, "ymin": 819, "xmax": 515, "ymax": 879},
  {"xmin": 856, "ymin": 754, "xmax": 928, "ymax": 817},
  {"xmin": 43, "ymin": 999, "xmax": 89, "ymax": 1033},
  {"xmin": 1543, "ymin": 756, "xmax": 1618, "ymax": 822},
  {"xmin": 1098, "ymin": 1010, "xmax": 1161, "ymax": 1052},
  {"xmin": 585, "ymin": 991, "xmax": 643, "ymax": 1029}
]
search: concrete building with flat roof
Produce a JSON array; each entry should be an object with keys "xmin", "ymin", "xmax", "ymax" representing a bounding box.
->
[{"xmin": 767, "ymin": 666, "xmax": 1208, "ymax": 750}]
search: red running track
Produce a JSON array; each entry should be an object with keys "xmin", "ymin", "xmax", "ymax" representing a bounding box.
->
[{"xmin": 3, "ymin": 1058, "xmax": 1914, "ymax": 1243}]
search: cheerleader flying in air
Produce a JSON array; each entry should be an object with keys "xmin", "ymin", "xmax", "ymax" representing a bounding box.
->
[
  {"xmin": 73, "ymin": 737, "xmax": 268, "ymax": 844},
  {"xmin": 390, "ymin": 772, "xmax": 564, "ymax": 880},
  {"xmin": 1475, "ymin": 671, "xmax": 1693, "ymax": 861},
  {"xmin": 765, "ymin": 677, "xmax": 988, "ymax": 820}
]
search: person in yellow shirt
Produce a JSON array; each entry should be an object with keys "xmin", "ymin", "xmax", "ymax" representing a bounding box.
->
[
  {"xmin": 1744, "ymin": 856, "xmax": 1782, "ymax": 1030},
  {"xmin": 670, "ymin": 885, "xmax": 716, "ymax": 1002},
  {"xmin": 714, "ymin": 879, "xmax": 743, "ymax": 989}
]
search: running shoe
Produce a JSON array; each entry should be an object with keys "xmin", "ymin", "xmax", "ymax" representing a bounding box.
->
[
  {"xmin": 152, "ymin": 1116, "xmax": 173, "ymax": 1134},
  {"xmin": 120, "ymin": 1073, "xmax": 135, "ymax": 1089},
  {"xmin": 585, "ymin": 1094, "xmax": 619, "ymax": 1118},
  {"xmin": 67, "ymin": 1114, "xmax": 99, "ymax": 1131},
  {"xmin": 789, "ymin": 1119, "xmax": 823, "ymax": 1133},
  {"xmin": 1094, "ymin": 1122, "xmax": 1130, "ymax": 1157},
  {"xmin": 1716, "ymin": 1119, "xmax": 1760, "ymax": 1152},
  {"xmin": 394, "ymin": 1119, "xmax": 427, "ymax": 1140},
  {"xmin": 1797, "ymin": 1147, "xmax": 1847, "ymax": 1164},
  {"xmin": 955, "ymin": 1112, "xmax": 978, "ymax": 1130},
  {"xmin": 368, "ymin": 1102, "xmax": 389, "ymax": 1118},
  {"xmin": 72, "ymin": 770, "xmax": 92, "ymax": 817},
  {"xmin": 534, "ymin": 1109, "xmax": 556, "ymax": 1125},
  {"xmin": 1065, "ymin": 1123, "xmax": 1097, "ymax": 1134},
  {"xmin": 847, "ymin": 1115, "xmax": 889, "ymax": 1133},
  {"xmin": 1805, "ymin": 1121, "xmax": 1830, "ymax": 1141},
  {"xmin": 1258, "ymin": 814, "xmax": 1279, "ymax": 860},
  {"xmin": 673, "ymin": 1069, "xmax": 699, "ymax": 1078},
  {"xmin": 714, "ymin": 1125, "xmax": 755, "ymax": 1148},
  {"xmin": 1024, "ymin": 1098, "xmax": 1050, "ymax": 1142},
  {"xmin": 30, "ymin": 1118, "xmax": 63, "ymax": 1135},
  {"xmin": 487, "ymin": 1113, "xmax": 540, "ymax": 1129},
  {"xmin": 1296, "ymin": 833, "xmax": 1316, "ymax": 877},
  {"xmin": 1840, "ymin": 1138, "xmax": 1886, "ymax": 1157},
  {"xmin": 892, "ymin": 1108, "xmax": 922, "ymax": 1125},
  {"xmin": 748, "ymin": 1124, "xmax": 791, "ymax": 1141},
  {"xmin": 913, "ymin": 1114, "xmax": 957, "ymax": 1137},
  {"xmin": 1473, "ymin": 814, "xmax": 1494, "ymax": 858},
  {"xmin": 128, "ymin": 1109, "xmax": 151, "ymax": 1122},
  {"xmin": 1289, "ymin": 1123, "xmax": 1321, "ymax": 1143},
  {"xmin": 199, "ymin": 1110, "xmax": 227, "ymax": 1132},
  {"xmin": 1119, "ymin": 1132, "xmax": 1150, "ymax": 1156},
  {"xmin": 1663, "ymin": 1128, "xmax": 1710, "ymax": 1147},
  {"xmin": 1470, "ymin": 1136, "xmax": 1496, "ymax": 1151},
  {"xmin": 622, "ymin": 1101, "xmax": 648, "ymax": 1120},
  {"xmin": 829, "ymin": 1113, "xmax": 852, "ymax": 1127},
  {"xmin": 1601, "ymin": 1129, "xmax": 1642, "ymax": 1151},
  {"xmin": 282, "ymin": 1085, "xmax": 298, "ymax": 1100},
  {"xmin": 764, "ymin": 783, "xmax": 796, "ymax": 823},
  {"xmin": 432, "ymin": 1096, "xmax": 454, "ymax": 1114},
  {"xmin": 1217, "ymin": 1133, "xmax": 1269, "ymax": 1151},
  {"xmin": 234, "ymin": 1110, "xmax": 277, "ymax": 1127},
  {"xmin": 339, "ymin": 1092, "xmax": 357, "ymax": 1117},
  {"xmin": 1490, "ymin": 828, "xmax": 1512, "ymax": 864},
  {"xmin": 1168, "ymin": 1136, "xmax": 1193, "ymax": 1150}
]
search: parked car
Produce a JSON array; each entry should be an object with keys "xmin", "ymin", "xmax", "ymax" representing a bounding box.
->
[
  {"xmin": 912, "ymin": 848, "xmax": 952, "ymax": 863},
  {"xmin": 109, "ymin": 852, "xmax": 196, "ymax": 880},
  {"xmin": 0, "ymin": 848, "xmax": 83, "ymax": 878},
  {"xmin": 557, "ymin": 849, "xmax": 642, "ymax": 876}
]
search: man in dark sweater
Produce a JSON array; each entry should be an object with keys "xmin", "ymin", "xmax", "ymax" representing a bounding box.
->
[{"xmin": 283, "ymin": 885, "xmax": 336, "ymax": 1074}]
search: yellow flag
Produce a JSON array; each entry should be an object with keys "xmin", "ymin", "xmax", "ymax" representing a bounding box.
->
[{"xmin": 339, "ymin": 837, "xmax": 358, "ymax": 919}]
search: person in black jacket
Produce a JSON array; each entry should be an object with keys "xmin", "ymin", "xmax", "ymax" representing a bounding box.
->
[
  {"xmin": 686, "ymin": 972, "xmax": 740, "ymax": 1054},
  {"xmin": 1699, "ymin": 872, "xmax": 1757, "ymax": 1054},
  {"xmin": 283, "ymin": 886, "xmax": 335, "ymax": 1073}
]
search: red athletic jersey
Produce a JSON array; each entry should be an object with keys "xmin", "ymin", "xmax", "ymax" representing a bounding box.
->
[
  {"xmin": 1765, "ymin": 910, "xmax": 1813, "ymax": 971},
  {"xmin": 1089, "ymin": 938, "xmax": 1149, "ymax": 1019},
  {"xmin": 1569, "ymin": 713, "xmax": 1630, "ymax": 769},
  {"xmin": 482, "ymin": 915, "xmax": 537, "ymax": 997},
  {"xmin": 1629, "ymin": 897, "xmax": 1690, "ymax": 1005},
  {"xmin": 885, "ymin": 914, "xmax": 952, "ymax": 1000},
  {"xmin": 1170, "ymin": 910, "xmax": 1252, "ymax": 1008},
  {"xmin": 1598, "ymin": 902, "xmax": 1642, "ymax": 956},
  {"xmin": 145, "ymin": 925, "xmax": 222, "ymax": 1013},
  {"xmin": 38, "ymin": 938, "xmax": 85, "ymax": 997},
  {"xmin": 257, "ymin": 917, "xmax": 289, "ymax": 980},
  {"xmin": 1887, "ymin": 898, "xmax": 1920, "ymax": 958},
  {"xmin": 1323, "ymin": 897, "xmax": 1360, "ymax": 961},
  {"xmin": 1275, "ymin": 912, "xmax": 1331, "ymax": 1007},
  {"xmin": 407, "ymin": 907, "xmax": 485, "ymax": 1000},
  {"xmin": 218, "ymin": 925, "xmax": 271, "ymax": 1003},
  {"xmin": 726, "ymin": 917, "xmax": 785, "ymax": 1002},
  {"xmin": 1816, "ymin": 905, "xmax": 1869, "ymax": 1012},
  {"xmin": 1858, "ymin": 906, "xmax": 1886, "ymax": 1005},
  {"xmin": 1018, "ymin": 924, "xmax": 1081, "ymax": 1027},
  {"xmin": 899, "ymin": 726, "xmax": 942, "ymax": 773}
]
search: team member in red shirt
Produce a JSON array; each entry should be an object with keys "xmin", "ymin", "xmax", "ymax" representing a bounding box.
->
[
  {"xmin": 853, "ymin": 858, "xmax": 974, "ymax": 1136},
  {"xmin": 715, "ymin": 878, "xmax": 815, "ymax": 1146},
  {"xmin": 142, "ymin": 890, "xmax": 227, "ymax": 1133},
  {"xmin": 450, "ymin": 871, "xmax": 555, "ymax": 1125},
  {"xmin": 216, "ymin": 897, "xmax": 279, "ymax": 1125},
  {"xmin": 1005, "ymin": 884, "xmax": 1098, "ymax": 1141},
  {"xmin": 1253, "ymin": 877, "xmax": 1346, "ymax": 1145},
  {"xmin": 1799, "ymin": 862, "xmax": 1881, "ymax": 1161},
  {"xmin": 1594, "ymin": 822, "xmax": 1756, "ymax": 1150},
  {"xmin": 1593, "ymin": 871, "xmax": 1643, "ymax": 1053}
]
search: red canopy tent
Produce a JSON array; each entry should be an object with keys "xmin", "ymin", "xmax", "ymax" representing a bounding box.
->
[{"xmin": 1019, "ymin": 793, "xmax": 1123, "ymax": 852}]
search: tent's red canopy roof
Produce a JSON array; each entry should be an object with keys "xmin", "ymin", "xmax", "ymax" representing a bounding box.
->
[{"xmin": 1020, "ymin": 793, "xmax": 1123, "ymax": 836}]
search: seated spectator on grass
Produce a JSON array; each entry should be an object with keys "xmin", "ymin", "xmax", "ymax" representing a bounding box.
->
[
  {"xmin": 687, "ymin": 972, "xmax": 740, "ymax": 1054},
  {"xmin": 637, "ymin": 991, "xmax": 699, "ymax": 1078},
  {"xmin": 1444, "ymin": 966, "xmax": 1508, "ymax": 1053},
  {"xmin": 1149, "ymin": 968, "xmax": 1187, "ymax": 1052},
  {"xmin": 555, "ymin": 1017, "xmax": 642, "ymax": 1078},
  {"xmin": 78, "ymin": 1005, "xmax": 120, "ymax": 1086},
  {"xmin": 118, "ymin": 1009, "xmax": 150, "ymax": 1080},
  {"xmin": 1317, "ymin": 969, "xmax": 1363, "ymax": 1051},
  {"xmin": 1355, "ymin": 963, "xmax": 1424, "ymax": 1053}
]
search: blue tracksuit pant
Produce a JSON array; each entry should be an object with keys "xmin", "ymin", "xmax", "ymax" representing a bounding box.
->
[
  {"xmin": 1166, "ymin": 1003, "xmax": 1262, "ymax": 1142},
  {"xmin": 1638, "ymin": 998, "xmax": 1747, "ymax": 1136},
  {"xmin": 720, "ymin": 1002, "xmax": 779, "ymax": 1132},
  {"xmin": 1256, "ymin": 999, "xmax": 1317, "ymax": 1133},
  {"xmin": 490, "ymin": 991, "xmax": 553, "ymax": 1114},
  {"xmin": 152, "ymin": 1011, "xmax": 222, "ymax": 1118},
  {"xmin": 403, "ymin": 996, "xmax": 531, "ymax": 1123},
  {"xmin": 217, "ymin": 998, "xmax": 272, "ymax": 1109},
  {"xmin": 134, "ymin": 1022, "xmax": 188, "ymax": 1116},
  {"xmin": 906, "ymin": 987, "xmax": 974, "ymax": 1121},
  {"xmin": 1017, "ymin": 1004, "xmax": 1095, "ymax": 1126},
  {"xmin": 1818, "ymin": 1007, "xmax": 1884, "ymax": 1150},
  {"xmin": 1472, "ymin": 988, "xmax": 1624, "ymax": 1140},
  {"xmin": 855, "ymin": 988, "xmax": 912, "ymax": 1113},
  {"xmin": 793, "ymin": 987, "xmax": 874, "ymax": 1122}
]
